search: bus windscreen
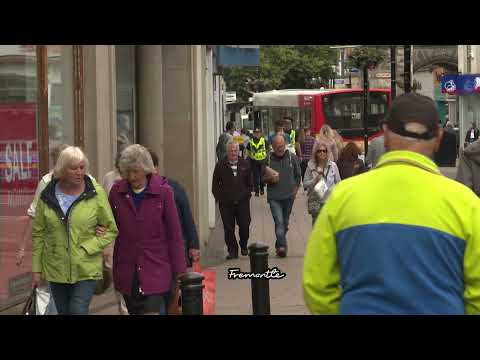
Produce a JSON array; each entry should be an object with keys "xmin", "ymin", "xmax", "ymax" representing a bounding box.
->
[{"xmin": 322, "ymin": 92, "xmax": 389, "ymax": 135}]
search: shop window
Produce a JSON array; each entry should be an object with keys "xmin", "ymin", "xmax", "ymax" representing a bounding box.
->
[
  {"xmin": 47, "ymin": 46, "xmax": 75, "ymax": 168},
  {"xmin": 0, "ymin": 45, "xmax": 38, "ymax": 310}
]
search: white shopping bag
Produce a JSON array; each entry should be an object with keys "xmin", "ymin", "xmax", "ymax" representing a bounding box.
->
[{"xmin": 35, "ymin": 285, "xmax": 57, "ymax": 315}]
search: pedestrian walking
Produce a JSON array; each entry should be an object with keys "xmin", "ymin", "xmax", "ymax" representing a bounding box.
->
[
  {"xmin": 337, "ymin": 142, "xmax": 367, "ymax": 179},
  {"xmin": 31, "ymin": 146, "xmax": 118, "ymax": 315},
  {"xmin": 109, "ymin": 144, "xmax": 186, "ymax": 315},
  {"xmin": 212, "ymin": 140, "xmax": 252, "ymax": 260},
  {"xmin": 464, "ymin": 122, "xmax": 479, "ymax": 148},
  {"xmin": 303, "ymin": 93, "xmax": 480, "ymax": 315},
  {"xmin": 146, "ymin": 148, "xmax": 200, "ymax": 269},
  {"xmin": 284, "ymin": 117, "xmax": 302, "ymax": 156},
  {"xmin": 315, "ymin": 125, "xmax": 339, "ymax": 162},
  {"xmin": 263, "ymin": 135, "xmax": 301, "ymax": 258},
  {"xmin": 216, "ymin": 121, "xmax": 235, "ymax": 162},
  {"xmin": 299, "ymin": 127, "xmax": 316, "ymax": 180},
  {"xmin": 332, "ymin": 129, "xmax": 345, "ymax": 154},
  {"xmin": 267, "ymin": 119, "xmax": 290, "ymax": 150},
  {"xmin": 246, "ymin": 128, "xmax": 267, "ymax": 196},
  {"xmin": 366, "ymin": 125, "xmax": 386, "ymax": 169},
  {"xmin": 456, "ymin": 138, "xmax": 480, "ymax": 197},
  {"xmin": 303, "ymin": 143, "xmax": 341, "ymax": 225}
]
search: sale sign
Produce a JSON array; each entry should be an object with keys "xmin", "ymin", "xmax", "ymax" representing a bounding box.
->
[{"xmin": 0, "ymin": 102, "xmax": 38, "ymax": 308}]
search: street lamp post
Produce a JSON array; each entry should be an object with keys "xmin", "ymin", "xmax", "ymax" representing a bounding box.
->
[
  {"xmin": 390, "ymin": 45, "xmax": 396, "ymax": 99},
  {"xmin": 404, "ymin": 45, "xmax": 411, "ymax": 93},
  {"xmin": 363, "ymin": 64, "xmax": 370, "ymax": 155}
]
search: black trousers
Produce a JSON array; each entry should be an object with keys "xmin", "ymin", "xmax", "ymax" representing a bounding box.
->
[
  {"xmin": 219, "ymin": 198, "xmax": 251, "ymax": 255},
  {"xmin": 300, "ymin": 159, "xmax": 309, "ymax": 181},
  {"xmin": 250, "ymin": 159, "xmax": 265, "ymax": 193}
]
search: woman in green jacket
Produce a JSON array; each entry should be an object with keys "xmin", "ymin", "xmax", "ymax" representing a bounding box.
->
[{"xmin": 32, "ymin": 146, "xmax": 118, "ymax": 315}]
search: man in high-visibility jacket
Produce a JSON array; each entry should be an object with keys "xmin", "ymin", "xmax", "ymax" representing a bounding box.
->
[
  {"xmin": 303, "ymin": 93, "xmax": 480, "ymax": 315},
  {"xmin": 246, "ymin": 128, "xmax": 267, "ymax": 196},
  {"xmin": 284, "ymin": 117, "xmax": 302, "ymax": 157}
]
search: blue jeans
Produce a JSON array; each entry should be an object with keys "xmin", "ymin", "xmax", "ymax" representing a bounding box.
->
[
  {"xmin": 268, "ymin": 198, "xmax": 294, "ymax": 250},
  {"xmin": 50, "ymin": 280, "xmax": 97, "ymax": 315}
]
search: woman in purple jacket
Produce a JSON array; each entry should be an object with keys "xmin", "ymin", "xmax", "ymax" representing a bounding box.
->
[{"xmin": 109, "ymin": 144, "xmax": 186, "ymax": 315}]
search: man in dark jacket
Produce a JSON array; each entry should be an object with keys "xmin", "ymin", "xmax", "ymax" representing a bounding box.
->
[
  {"xmin": 465, "ymin": 122, "xmax": 479, "ymax": 148},
  {"xmin": 212, "ymin": 140, "xmax": 253, "ymax": 260}
]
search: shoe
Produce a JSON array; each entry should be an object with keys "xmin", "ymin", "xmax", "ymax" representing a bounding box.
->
[
  {"xmin": 260, "ymin": 190, "xmax": 264, "ymax": 195},
  {"xmin": 276, "ymin": 247, "xmax": 287, "ymax": 258},
  {"xmin": 226, "ymin": 253, "xmax": 239, "ymax": 260},
  {"xmin": 241, "ymin": 248, "xmax": 248, "ymax": 256},
  {"xmin": 255, "ymin": 192, "xmax": 259, "ymax": 197}
]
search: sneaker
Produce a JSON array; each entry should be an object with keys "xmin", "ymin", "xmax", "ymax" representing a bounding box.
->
[
  {"xmin": 260, "ymin": 189, "xmax": 264, "ymax": 195},
  {"xmin": 276, "ymin": 247, "xmax": 287, "ymax": 258},
  {"xmin": 241, "ymin": 248, "xmax": 249, "ymax": 256},
  {"xmin": 255, "ymin": 192, "xmax": 259, "ymax": 197}
]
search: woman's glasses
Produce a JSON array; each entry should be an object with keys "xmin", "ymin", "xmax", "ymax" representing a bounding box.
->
[{"xmin": 318, "ymin": 149, "xmax": 328, "ymax": 153}]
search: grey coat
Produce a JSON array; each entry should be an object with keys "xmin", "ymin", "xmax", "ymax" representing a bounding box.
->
[
  {"xmin": 456, "ymin": 140, "xmax": 480, "ymax": 197},
  {"xmin": 265, "ymin": 151, "xmax": 301, "ymax": 201}
]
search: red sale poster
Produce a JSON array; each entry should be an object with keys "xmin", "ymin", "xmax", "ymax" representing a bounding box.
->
[{"xmin": 0, "ymin": 102, "xmax": 38, "ymax": 309}]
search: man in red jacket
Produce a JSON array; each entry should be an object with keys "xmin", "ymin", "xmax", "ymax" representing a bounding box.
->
[{"xmin": 212, "ymin": 140, "xmax": 253, "ymax": 260}]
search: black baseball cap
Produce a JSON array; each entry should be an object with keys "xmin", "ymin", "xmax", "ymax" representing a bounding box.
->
[{"xmin": 385, "ymin": 93, "xmax": 440, "ymax": 140}]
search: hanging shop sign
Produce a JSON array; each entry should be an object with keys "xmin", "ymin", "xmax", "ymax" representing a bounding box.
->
[{"xmin": 441, "ymin": 74, "xmax": 480, "ymax": 95}]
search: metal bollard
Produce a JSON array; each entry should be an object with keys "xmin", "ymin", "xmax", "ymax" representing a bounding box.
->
[
  {"xmin": 248, "ymin": 243, "xmax": 271, "ymax": 315},
  {"xmin": 180, "ymin": 272, "xmax": 205, "ymax": 315}
]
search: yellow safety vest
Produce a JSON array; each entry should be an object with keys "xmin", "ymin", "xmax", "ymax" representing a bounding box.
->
[
  {"xmin": 248, "ymin": 137, "xmax": 267, "ymax": 161},
  {"xmin": 289, "ymin": 130, "xmax": 296, "ymax": 145}
]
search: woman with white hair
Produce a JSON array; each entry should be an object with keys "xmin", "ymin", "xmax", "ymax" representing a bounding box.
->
[
  {"xmin": 109, "ymin": 144, "xmax": 186, "ymax": 315},
  {"xmin": 31, "ymin": 146, "xmax": 118, "ymax": 315},
  {"xmin": 315, "ymin": 125, "xmax": 339, "ymax": 162}
]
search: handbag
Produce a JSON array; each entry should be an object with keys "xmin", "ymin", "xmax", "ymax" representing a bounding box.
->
[
  {"xmin": 22, "ymin": 287, "xmax": 37, "ymax": 315},
  {"xmin": 307, "ymin": 165, "xmax": 331, "ymax": 214}
]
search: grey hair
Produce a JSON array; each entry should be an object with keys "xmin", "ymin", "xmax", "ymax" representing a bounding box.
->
[
  {"xmin": 118, "ymin": 144, "xmax": 156, "ymax": 176},
  {"xmin": 226, "ymin": 139, "xmax": 239, "ymax": 151},
  {"xmin": 53, "ymin": 146, "xmax": 89, "ymax": 179}
]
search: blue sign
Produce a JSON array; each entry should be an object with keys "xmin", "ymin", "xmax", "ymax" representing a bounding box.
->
[
  {"xmin": 217, "ymin": 46, "xmax": 260, "ymax": 67},
  {"xmin": 441, "ymin": 74, "xmax": 480, "ymax": 95}
]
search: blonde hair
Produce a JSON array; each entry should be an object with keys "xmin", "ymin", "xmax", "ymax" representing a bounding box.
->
[
  {"xmin": 319, "ymin": 125, "xmax": 335, "ymax": 140},
  {"xmin": 53, "ymin": 146, "xmax": 89, "ymax": 179},
  {"xmin": 118, "ymin": 144, "xmax": 156, "ymax": 176}
]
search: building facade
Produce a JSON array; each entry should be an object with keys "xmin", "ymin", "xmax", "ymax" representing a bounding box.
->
[{"xmin": 0, "ymin": 45, "xmax": 229, "ymax": 310}]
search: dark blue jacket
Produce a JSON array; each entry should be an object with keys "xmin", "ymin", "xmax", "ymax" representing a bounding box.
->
[{"xmin": 167, "ymin": 178, "xmax": 200, "ymax": 267}]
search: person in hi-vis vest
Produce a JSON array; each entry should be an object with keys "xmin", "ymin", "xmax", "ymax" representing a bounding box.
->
[{"xmin": 246, "ymin": 128, "xmax": 267, "ymax": 196}]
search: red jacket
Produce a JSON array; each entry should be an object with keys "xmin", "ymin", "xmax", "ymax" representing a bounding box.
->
[{"xmin": 109, "ymin": 174, "xmax": 186, "ymax": 296}]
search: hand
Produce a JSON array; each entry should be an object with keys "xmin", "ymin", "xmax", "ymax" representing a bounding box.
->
[
  {"xmin": 96, "ymin": 225, "xmax": 106, "ymax": 237},
  {"xmin": 16, "ymin": 248, "xmax": 25, "ymax": 267},
  {"xmin": 32, "ymin": 272, "xmax": 42, "ymax": 289},
  {"xmin": 189, "ymin": 248, "xmax": 200, "ymax": 262}
]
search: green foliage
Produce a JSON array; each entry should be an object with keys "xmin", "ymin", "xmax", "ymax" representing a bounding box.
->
[
  {"xmin": 222, "ymin": 45, "xmax": 337, "ymax": 102},
  {"xmin": 347, "ymin": 46, "xmax": 385, "ymax": 70}
]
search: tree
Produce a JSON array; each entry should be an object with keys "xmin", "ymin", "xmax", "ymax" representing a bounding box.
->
[
  {"xmin": 346, "ymin": 46, "xmax": 386, "ymax": 70},
  {"xmin": 222, "ymin": 45, "xmax": 337, "ymax": 101}
]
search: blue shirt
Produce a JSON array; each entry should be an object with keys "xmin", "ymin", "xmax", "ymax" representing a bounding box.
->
[{"xmin": 55, "ymin": 183, "xmax": 80, "ymax": 216}]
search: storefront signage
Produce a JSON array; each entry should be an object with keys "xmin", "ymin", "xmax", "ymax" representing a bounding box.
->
[
  {"xmin": 217, "ymin": 45, "xmax": 260, "ymax": 67},
  {"xmin": 441, "ymin": 74, "xmax": 480, "ymax": 95}
]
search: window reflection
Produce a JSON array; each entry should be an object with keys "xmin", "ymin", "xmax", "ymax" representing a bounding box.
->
[
  {"xmin": 116, "ymin": 45, "xmax": 136, "ymax": 151},
  {"xmin": 48, "ymin": 45, "xmax": 74, "ymax": 168}
]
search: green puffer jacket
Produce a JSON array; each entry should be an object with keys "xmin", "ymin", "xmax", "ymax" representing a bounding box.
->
[{"xmin": 32, "ymin": 176, "xmax": 118, "ymax": 284}]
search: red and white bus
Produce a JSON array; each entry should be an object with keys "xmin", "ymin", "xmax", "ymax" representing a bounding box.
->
[{"xmin": 252, "ymin": 88, "xmax": 391, "ymax": 152}]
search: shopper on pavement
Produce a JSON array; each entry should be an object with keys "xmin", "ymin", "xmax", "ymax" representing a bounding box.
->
[
  {"xmin": 264, "ymin": 135, "xmax": 301, "ymax": 258},
  {"xmin": 246, "ymin": 128, "xmax": 267, "ymax": 196},
  {"xmin": 303, "ymin": 143, "xmax": 341, "ymax": 225},
  {"xmin": 337, "ymin": 142, "xmax": 367, "ymax": 180},
  {"xmin": 110, "ymin": 144, "xmax": 186, "ymax": 315},
  {"xmin": 212, "ymin": 140, "xmax": 252, "ymax": 260},
  {"xmin": 304, "ymin": 93, "xmax": 480, "ymax": 315},
  {"xmin": 315, "ymin": 125, "xmax": 339, "ymax": 162},
  {"xmin": 32, "ymin": 146, "xmax": 118, "ymax": 315}
]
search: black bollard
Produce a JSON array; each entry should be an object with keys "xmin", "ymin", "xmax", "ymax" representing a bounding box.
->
[
  {"xmin": 248, "ymin": 243, "xmax": 271, "ymax": 315},
  {"xmin": 180, "ymin": 272, "xmax": 205, "ymax": 315}
]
